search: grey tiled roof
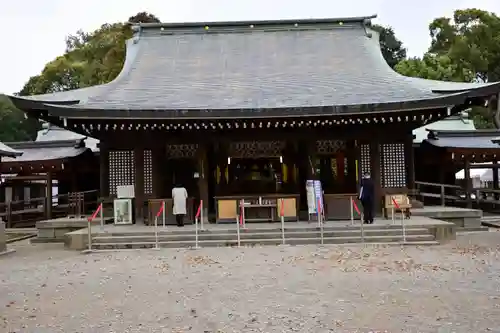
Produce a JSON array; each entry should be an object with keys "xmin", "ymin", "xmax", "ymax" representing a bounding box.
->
[
  {"xmin": 8, "ymin": 16, "xmax": 500, "ymax": 117},
  {"xmin": 36, "ymin": 123, "xmax": 99, "ymax": 152},
  {"xmin": 424, "ymin": 129, "xmax": 500, "ymax": 149},
  {"xmin": 0, "ymin": 142, "xmax": 22, "ymax": 158},
  {"xmin": 2, "ymin": 140, "xmax": 89, "ymax": 163}
]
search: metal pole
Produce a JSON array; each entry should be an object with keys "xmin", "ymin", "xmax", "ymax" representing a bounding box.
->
[
  {"xmin": 162, "ymin": 201, "xmax": 166, "ymax": 228},
  {"xmin": 241, "ymin": 200, "xmax": 246, "ymax": 229},
  {"xmin": 195, "ymin": 216, "xmax": 199, "ymax": 249},
  {"xmin": 360, "ymin": 213, "xmax": 365, "ymax": 243},
  {"xmin": 154, "ymin": 216, "xmax": 159, "ymax": 249},
  {"xmin": 350, "ymin": 196, "xmax": 354, "ymax": 226},
  {"xmin": 391, "ymin": 206, "xmax": 395, "ymax": 224},
  {"xmin": 401, "ymin": 210, "xmax": 406, "ymax": 243},
  {"xmin": 200, "ymin": 200, "xmax": 204, "ymax": 231},
  {"xmin": 236, "ymin": 214, "xmax": 241, "ymax": 247},
  {"xmin": 87, "ymin": 218, "xmax": 92, "ymax": 252},
  {"xmin": 319, "ymin": 209, "xmax": 324, "ymax": 245},
  {"xmin": 99, "ymin": 203, "xmax": 104, "ymax": 229},
  {"xmin": 281, "ymin": 214, "xmax": 285, "ymax": 245}
]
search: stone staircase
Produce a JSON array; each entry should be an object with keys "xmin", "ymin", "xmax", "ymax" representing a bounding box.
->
[{"xmin": 89, "ymin": 224, "xmax": 439, "ymax": 250}]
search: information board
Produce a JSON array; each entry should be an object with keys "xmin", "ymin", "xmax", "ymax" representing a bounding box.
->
[
  {"xmin": 313, "ymin": 180, "xmax": 324, "ymax": 214},
  {"xmin": 306, "ymin": 180, "xmax": 316, "ymax": 214}
]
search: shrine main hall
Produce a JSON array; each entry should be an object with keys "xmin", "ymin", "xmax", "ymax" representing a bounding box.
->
[{"xmin": 7, "ymin": 15, "xmax": 500, "ymax": 224}]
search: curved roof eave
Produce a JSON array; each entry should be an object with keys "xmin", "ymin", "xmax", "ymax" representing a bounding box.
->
[
  {"xmin": 0, "ymin": 142, "xmax": 23, "ymax": 158},
  {"xmin": 38, "ymin": 91, "xmax": 468, "ymax": 119}
]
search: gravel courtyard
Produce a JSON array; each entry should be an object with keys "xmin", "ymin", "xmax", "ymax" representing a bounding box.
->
[{"xmin": 1, "ymin": 232, "xmax": 500, "ymax": 333}]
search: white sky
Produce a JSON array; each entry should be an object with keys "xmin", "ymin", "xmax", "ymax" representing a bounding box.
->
[{"xmin": 1, "ymin": 0, "xmax": 499, "ymax": 94}]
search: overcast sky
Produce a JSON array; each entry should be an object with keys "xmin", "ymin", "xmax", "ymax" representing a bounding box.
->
[{"xmin": 1, "ymin": 0, "xmax": 499, "ymax": 94}]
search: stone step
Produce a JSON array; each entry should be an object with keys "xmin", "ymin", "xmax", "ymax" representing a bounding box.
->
[
  {"xmin": 96, "ymin": 224, "xmax": 425, "ymax": 237},
  {"xmin": 92, "ymin": 228, "xmax": 431, "ymax": 243},
  {"xmin": 91, "ymin": 234, "xmax": 436, "ymax": 250}
]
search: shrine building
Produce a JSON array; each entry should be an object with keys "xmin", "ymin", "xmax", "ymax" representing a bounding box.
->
[{"xmin": 7, "ymin": 15, "xmax": 500, "ymax": 224}]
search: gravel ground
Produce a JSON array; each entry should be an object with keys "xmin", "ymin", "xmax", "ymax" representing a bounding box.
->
[{"xmin": 1, "ymin": 232, "xmax": 500, "ymax": 333}]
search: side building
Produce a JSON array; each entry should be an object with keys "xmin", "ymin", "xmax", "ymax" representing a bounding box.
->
[{"xmin": 6, "ymin": 16, "xmax": 500, "ymax": 223}]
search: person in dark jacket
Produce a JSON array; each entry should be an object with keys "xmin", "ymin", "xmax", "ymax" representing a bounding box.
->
[{"xmin": 359, "ymin": 172, "xmax": 375, "ymax": 224}]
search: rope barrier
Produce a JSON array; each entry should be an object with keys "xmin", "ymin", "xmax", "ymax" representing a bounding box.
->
[
  {"xmin": 86, "ymin": 203, "xmax": 103, "ymax": 252},
  {"xmin": 392, "ymin": 196, "xmax": 406, "ymax": 243}
]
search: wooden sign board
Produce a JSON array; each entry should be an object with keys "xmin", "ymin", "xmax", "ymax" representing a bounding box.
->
[{"xmin": 384, "ymin": 194, "xmax": 410, "ymax": 209}]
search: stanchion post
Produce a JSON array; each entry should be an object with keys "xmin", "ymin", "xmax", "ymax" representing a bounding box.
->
[
  {"xmin": 200, "ymin": 200, "xmax": 204, "ymax": 231},
  {"xmin": 236, "ymin": 214, "xmax": 241, "ymax": 247},
  {"xmin": 350, "ymin": 196, "xmax": 354, "ymax": 226},
  {"xmin": 162, "ymin": 200, "xmax": 166, "ymax": 228},
  {"xmin": 241, "ymin": 199, "xmax": 246, "ymax": 229},
  {"xmin": 99, "ymin": 203, "xmax": 104, "ymax": 229},
  {"xmin": 401, "ymin": 207, "xmax": 406, "ymax": 243},
  {"xmin": 318, "ymin": 199, "xmax": 324, "ymax": 245},
  {"xmin": 280, "ymin": 198, "xmax": 285, "ymax": 245},
  {"xmin": 360, "ymin": 213, "xmax": 365, "ymax": 243},
  {"xmin": 87, "ymin": 217, "xmax": 92, "ymax": 252},
  {"xmin": 195, "ymin": 216, "xmax": 199, "ymax": 249},
  {"xmin": 154, "ymin": 216, "xmax": 159, "ymax": 249}
]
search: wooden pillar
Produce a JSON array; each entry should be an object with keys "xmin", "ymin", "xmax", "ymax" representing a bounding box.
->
[
  {"xmin": 346, "ymin": 140, "xmax": 357, "ymax": 192},
  {"xmin": 134, "ymin": 147, "xmax": 145, "ymax": 221},
  {"xmin": 99, "ymin": 145, "xmax": 109, "ymax": 198},
  {"xmin": 305, "ymin": 140, "xmax": 317, "ymax": 180},
  {"xmin": 493, "ymin": 160, "xmax": 499, "ymax": 200},
  {"xmin": 46, "ymin": 171, "xmax": 53, "ymax": 219},
  {"xmin": 404, "ymin": 136, "xmax": 415, "ymax": 190},
  {"xmin": 369, "ymin": 142, "xmax": 382, "ymax": 214},
  {"xmin": 151, "ymin": 145, "xmax": 164, "ymax": 198},
  {"xmin": 197, "ymin": 144, "xmax": 209, "ymax": 221},
  {"xmin": 464, "ymin": 157, "xmax": 472, "ymax": 208}
]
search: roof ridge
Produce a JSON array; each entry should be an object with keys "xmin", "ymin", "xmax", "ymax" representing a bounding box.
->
[{"xmin": 131, "ymin": 16, "xmax": 377, "ymax": 31}]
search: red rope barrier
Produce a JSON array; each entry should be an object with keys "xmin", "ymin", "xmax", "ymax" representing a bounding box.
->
[
  {"xmin": 156, "ymin": 201, "xmax": 164, "ymax": 218},
  {"xmin": 280, "ymin": 198, "xmax": 284, "ymax": 217},
  {"xmin": 352, "ymin": 200, "xmax": 361, "ymax": 215},
  {"xmin": 317, "ymin": 198, "xmax": 322, "ymax": 215},
  {"xmin": 88, "ymin": 203, "xmax": 102, "ymax": 222},
  {"xmin": 195, "ymin": 200, "xmax": 202, "ymax": 219},
  {"xmin": 391, "ymin": 197, "xmax": 400, "ymax": 210}
]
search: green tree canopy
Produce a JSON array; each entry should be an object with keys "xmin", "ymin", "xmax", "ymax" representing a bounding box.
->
[
  {"xmin": 19, "ymin": 12, "xmax": 160, "ymax": 96},
  {"xmin": 7, "ymin": 12, "xmax": 160, "ymax": 142},
  {"xmin": 0, "ymin": 95, "xmax": 39, "ymax": 141},
  {"xmin": 370, "ymin": 24, "xmax": 407, "ymax": 69}
]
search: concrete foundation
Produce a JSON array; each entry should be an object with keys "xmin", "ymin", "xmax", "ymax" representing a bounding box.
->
[
  {"xmin": 412, "ymin": 206, "xmax": 484, "ymax": 231},
  {"xmin": 33, "ymin": 217, "xmax": 99, "ymax": 243}
]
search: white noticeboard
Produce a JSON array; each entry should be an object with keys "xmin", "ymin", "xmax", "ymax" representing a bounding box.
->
[
  {"xmin": 313, "ymin": 180, "xmax": 324, "ymax": 214},
  {"xmin": 306, "ymin": 180, "xmax": 316, "ymax": 214}
]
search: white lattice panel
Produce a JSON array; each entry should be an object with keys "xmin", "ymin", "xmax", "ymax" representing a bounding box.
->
[
  {"xmin": 360, "ymin": 144, "xmax": 371, "ymax": 176},
  {"xmin": 144, "ymin": 150, "xmax": 153, "ymax": 195},
  {"xmin": 108, "ymin": 150, "xmax": 135, "ymax": 195},
  {"xmin": 381, "ymin": 143, "xmax": 406, "ymax": 188}
]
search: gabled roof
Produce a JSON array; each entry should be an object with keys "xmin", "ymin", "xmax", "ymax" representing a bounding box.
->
[
  {"xmin": 1, "ymin": 139, "xmax": 90, "ymax": 163},
  {"xmin": 7, "ymin": 15, "xmax": 500, "ymax": 120},
  {"xmin": 36, "ymin": 123, "xmax": 99, "ymax": 152},
  {"xmin": 424, "ymin": 129, "xmax": 500, "ymax": 150},
  {"xmin": 413, "ymin": 111, "xmax": 476, "ymax": 143},
  {"xmin": 0, "ymin": 142, "xmax": 23, "ymax": 158}
]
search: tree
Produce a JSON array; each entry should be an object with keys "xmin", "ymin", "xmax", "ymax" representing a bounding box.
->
[
  {"xmin": 395, "ymin": 54, "xmax": 474, "ymax": 82},
  {"xmin": 428, "ymin": 9, "xmax": 500, "ymax": 82},
  {"xmin": 0, "ymin": 95, "xmax": 39, "ymax": 141},
  {"xmin": 19, "ymin": 12, "xmax": 160, "ymax": 96},
  {"xmin": 370, "ymin": 24, "xmax": 407, "ymax": 69}
]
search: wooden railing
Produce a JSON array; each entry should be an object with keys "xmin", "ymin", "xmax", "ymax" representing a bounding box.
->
[
  {"xmin": 415, "ymin": 181, "xmax": 462, "ymax": 206},
  {"xmin": 0, "ymin": 190, "xmax": 99, "ymax": 228}
]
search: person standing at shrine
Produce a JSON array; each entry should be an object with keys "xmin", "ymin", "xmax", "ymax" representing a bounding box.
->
[
  {"xmin": 172, "ymin": 184, "xmax": 188, "ymax": 227},
  {"xmin": 359, "ymin": 172, "xmax": 375, "ymax": 224}
]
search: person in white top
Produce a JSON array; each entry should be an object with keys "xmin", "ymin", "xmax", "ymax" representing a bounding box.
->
[{"xmin": 172, "ymin": 184, "xmax": 188, "ymax": 227}]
